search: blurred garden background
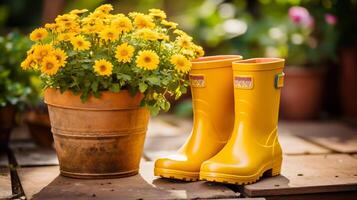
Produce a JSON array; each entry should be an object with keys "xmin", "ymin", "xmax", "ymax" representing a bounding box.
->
[{"xmin": 1, "ymin": 0, "xmax": 357, "ymax": 139}]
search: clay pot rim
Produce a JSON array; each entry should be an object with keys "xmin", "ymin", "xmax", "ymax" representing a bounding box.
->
[
  {"xmin": 191, "ymin": 55, "xmax": 243, "ymax": 69},
  {"xmin": 233, "ymin": 58, "xmax": 285, "ymax": 71},
  {"xmin": 44, "ymin": 88, "xmax": 144, "ymax": 111}
]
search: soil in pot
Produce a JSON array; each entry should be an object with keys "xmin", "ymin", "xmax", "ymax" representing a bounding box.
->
[
  {"xmin": 44, "ymin": 88, "xmax": 150, "ymax": 179},
  {"xmin": 280, "ymin": 67, "xmax": 325, "ymax": 120}
]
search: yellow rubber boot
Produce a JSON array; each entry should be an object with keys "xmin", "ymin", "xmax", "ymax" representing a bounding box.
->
[
  {"xmin": 154, "ymin": 55, "xmax": 242, "ymax": 181},
  {"xmin": 200, "ymin": 58, "xmax": 285, "ymax": 184}
]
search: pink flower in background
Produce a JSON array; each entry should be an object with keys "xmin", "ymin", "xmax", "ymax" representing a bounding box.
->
[
  {"xmin": 289, "ymin": 6, "xmax": 314, "ymax": 28},
  {"xmin": 325, "ymin": 14, "xmax": 337, "ymax": 25}
]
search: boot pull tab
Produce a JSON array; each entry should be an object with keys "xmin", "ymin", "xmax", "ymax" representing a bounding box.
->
[{"xmin": 275, "ymin": 72, "xmax": 285, "ymax": 89}]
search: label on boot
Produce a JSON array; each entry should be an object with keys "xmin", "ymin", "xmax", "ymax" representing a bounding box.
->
[
  {"xmin": 234, "ymin": 76, "xmax": 253, "ymax": 89},
  {"xmin": 275, "ymin": 72, "xmax": 285, "ymax": 88},
  {"xmin": 190, "ymin": 75, "xmax": 206, "ymax": 88}
]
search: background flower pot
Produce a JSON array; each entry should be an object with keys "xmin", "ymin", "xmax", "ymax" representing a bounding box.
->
[
  {"xmin": 23, "ymin": 109, "xmax": 53, "ymax": 147},
  {"xmin": 280, "ymin": 67, "xmax": 325, "ymax": 120},
  {"xmin": 340, "ymin": 47, "xmax": 357, "ymax": 119},
  {"xmin": 44, "ymin": 88, "xmax": 149, "ymax": 179},
  {"xmin": 0, "ymin": 105, "xmax": 16, "ymax": 150}
]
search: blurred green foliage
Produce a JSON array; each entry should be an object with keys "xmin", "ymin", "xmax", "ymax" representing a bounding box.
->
[{"xmin": 0, "ymin": 32, "xmax": 41, "ymax": 109}]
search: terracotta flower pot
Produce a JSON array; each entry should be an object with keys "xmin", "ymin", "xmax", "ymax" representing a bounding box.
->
[
  {"xmin": 341, "ymin": 47, "xmax": 357, "ymax": 118},
  {"xmin": 280, "ymin": 67, "xmax": 325, "ymax": 120},
  {"xmin": 44, "ymin": 88, "xmax": 149, "ymax": 179},
  {"xmin": 0, "ymin": 105, "xmax": 16, "ymax": 150},
  {"xmin": 24, "ymin": 110, "xmax": 53, "ymax": 148}
]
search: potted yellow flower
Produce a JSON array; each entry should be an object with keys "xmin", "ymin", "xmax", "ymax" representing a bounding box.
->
[{"xmin": 21, "ymin": 4, "xmax": 203, "ymax": 179}]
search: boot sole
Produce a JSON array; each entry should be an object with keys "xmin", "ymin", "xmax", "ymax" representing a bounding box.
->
[
  {"xmin": 200, "ymin": 161, "xmax": 281, "ymax": 185},
  {"xmin": 154, "ymin": 167, "xmax": 199, "ymax": 181}
]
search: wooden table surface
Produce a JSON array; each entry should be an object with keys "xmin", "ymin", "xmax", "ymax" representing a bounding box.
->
[{"xmin": 1, "ymin": 116, "xmax": 357, "ymax": 200}]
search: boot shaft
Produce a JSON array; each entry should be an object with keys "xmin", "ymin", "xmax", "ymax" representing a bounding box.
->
[
  {"xmin": 190, "ymin": 55, "xmax": 242, "ymax": 141},
  {"xmin": 232, "ymin": 58, "xmax": 285, "ymax": 143}
]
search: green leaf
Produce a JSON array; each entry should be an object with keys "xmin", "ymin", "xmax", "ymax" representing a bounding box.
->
[
  {"xmin": 138, "ymin": 82, "xmax": 148, "ymax": 92},
  {"xmin": 146, "ymin": 76, "xmax": 160, "ymax": 85},
  {"xmin": 110, "ymin": 83, "xmax": 120, "ymax": 92},
  {"xmin": 91, "ymin": 81, "xmax": 98, "ymax": 92}
]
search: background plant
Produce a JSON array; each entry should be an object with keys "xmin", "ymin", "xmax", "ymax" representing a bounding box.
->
[
  {"xmin": 22, "ymin": 4, "xmax": 204, "ymax": 115},
  {"xmin": 0, "ymin": 32, "xmax": 40, "ymax": 110}
]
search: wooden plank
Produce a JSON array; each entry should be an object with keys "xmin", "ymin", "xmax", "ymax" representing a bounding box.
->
[
  {"xmin": 279, "ymin": 121, "xmax": 357, "ymax": 153},
  {"xmin": 12, "ymin": 147, "xmax": 58, "ymax": 167},
  {"xmin": 279, "ymin": 134, "xmax": 331, "ymax": 155},
  {"xmin": 18, "ymin": 162, "xmax": 239, "ymax": 200},
  {"xmin": 0, "ymin": 167, "xmax": 12, "ymax": 199},
  {"xmin": 243, "ymin": 154, "xmax": 357, "ymax": 197}
]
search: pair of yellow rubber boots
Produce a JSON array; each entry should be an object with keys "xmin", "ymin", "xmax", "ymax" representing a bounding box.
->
[{"xmin": 154, "ymin": 55, "xmax": 285, "ymax": 184}]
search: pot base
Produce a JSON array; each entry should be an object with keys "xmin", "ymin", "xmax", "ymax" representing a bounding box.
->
[{"xmin": 60, "ymin": 169, "xmax": 139, "ymax": 179}]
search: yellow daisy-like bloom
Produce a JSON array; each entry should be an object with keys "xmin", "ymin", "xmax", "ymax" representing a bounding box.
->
[
  {"xmin": 21, "ymin": 55, "xmax": 38, "ymax": 70},
  {"xmin": 193, "ymin": 45, "xmax": 205, "ymax": 57},
  {"xmin": 112, "ymin": 16, "xmax": 133, "ymax": 33},
  {"xmin": 136, "ymin": 50, "xmax": 160, "ymax": 70},
  {"xmin": 99, "ymin": 28, "xmax": 120, "ymax": 42},
  {"xmin": 69, "ymin": 9, "xmax": 88, "ymax": 15},
  {"xmin": 93, "ymin": 59, "xmax": 113, "ymax": 76},
  {"xmin": 134, "ymin": 29, "xmax": 159, "ymax": 41},
  {"xmin": 57, "ymin": 33, "xmax": 75, "ymax": 41},
  {"xmin": 173, "ymin": 29, "xmax": 187, "ymax": 36},
  {"xmin": 161, "ymin": 20, "xmax": 178, "ymax": 29},
  {"xmin": 149, "ymin": 8, "xmax": 167, "ymax": 19},
  {"xmin": 95, "ymin": 4, "xmax": 113, "ymax": 13},
  {"xmin": 81, "ymin": 18, "xmax": 104, "ymax": 33},
  {"xmin": 44, "ymin": 23, "xmax": 60, "ymax": 32},
  {"xmin": 170, "ymin": 55, "xmax": 191, "ymax": 73},
  {"xmin": 33, "ymin": 44, "xmax": 54, "ymax": 61},
  {"xmin": 177, "ymin": 35, "xmax": 193, "ymax": 49},
  {"xmin": 70, "ymin": 35, "xmax": 91, "ymax": 51},
  {"xmin": 115, "ymin": 43, "xmax": 135, "ymax": 63},
  {"xmin": 41, "ymin": 56, "xmax": 60, "ymax": 76},
  {"xmin": 52, "ymin": 48, "xmax": 68, "ymax": 67},
  {"xmin": 134, "ymin": 14, "xmax": 155, "ymax": 29},
  {"xmin": 29, "ymin": 28, "xmax": 48, "ymax": 42}
]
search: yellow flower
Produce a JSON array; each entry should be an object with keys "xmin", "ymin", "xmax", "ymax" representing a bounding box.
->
[
  {"xmin": 52, "ymin": 48, "xmax": 68, "ymax": 67},
  {"xmin": 69, "ymin": 9, "xmax": 88, "ymax": 15},
  {"xmin": 149, "ymin": 9, "xmax": 167, "ymax": 19},
  {"xmin": 57, "ymin": 33, "xmax": 75, "ymax": 41},
  {"xmin": 99, "ymin": 28, "xmax": 120, "ymax": 42},
  {"xmin": 29, "ymin": 28, "xmax": 48, "ymax": 41},
  {"xmin": 112, "ymin": 16, "xmax": 133, "ymax": 33},
  {"xmin": 134, "ymin": 14, "xmax": 155, "ymax": 29},
  {"xmin": 71, "ymin": 35, "xmax": 91, "ymax": 51},
  {"xmin": 81, "ymin": 18, "xmax": 104, "ymax": 33},
  {"xmin": 33, "ymin": 44, "xmax": 54, "ymax": 61},
  {"xmin": 93, "ymin": 59, "xmax": 113, "ymax": 76},
  {"xmin": 21, "ymin": 55, "xmax": 38, "ymax": 70},
  {"xmin": 44, "ymin": 23, "xmax": 60, "ymax": 32},
  {"xmin": 134, "ymin": 29, "xmax": 159, "ymax": 41},
  {"xmin": 177, "ymin": 35, "xmax": 193, "ymax": 49},
  {"xmin": 173, "ymin": 29, "xmax": 187, "ymax": 36},
  {"xmin": 41, "ymin": 56, "xmax": 60, "ymax": 75},
  {"xmin": 170, "ymin": 55, "xmax": 191, "ymax": 73},
  {"xmin": 95, "ymin": 4, "xmax": 113, "ymax": 13},
  {"xmin": 193, "ymin": 45, "xmax": 205, "ymax": 57},
  {"xmin": 115, "ymin": 43, "xmax": 135, "ymax": 63},
  {"xmin": 161, "ymin": 20, "xmax": 178, "ymax": 29},
  {"xmin": 136, "ymin": 50, "xmax": 159, "ymax": 70}
]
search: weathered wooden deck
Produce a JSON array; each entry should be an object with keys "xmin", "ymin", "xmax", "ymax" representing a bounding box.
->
[{"xmin": 1, "ymin": 116, "xmax": 357, "ymax": 200}]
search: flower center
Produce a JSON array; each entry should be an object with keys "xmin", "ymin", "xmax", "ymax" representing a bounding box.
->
[
  {"xmin": 46, "ymin": 62, "xmax": 54, "ymax": 69},
  {"xmin": 120, "ymin": 50, "xmax": 128, "ymax": 56},
  {"xmin": 77, "ymin": 41, "xmax": 83, "ymax": 46},
  {"xmin": 100, "ymin": 65, "xmax": 106, "ymax": 72},
  {"xmin": 144, "ymin": 56, "xmax": 151, "ymax": 63}
]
